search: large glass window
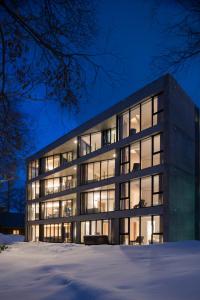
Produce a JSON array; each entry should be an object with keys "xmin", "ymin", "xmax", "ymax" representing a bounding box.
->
[
  {"xmin": 130, "ymin": 105, "xmax": 140, "ymax": 133},
  {"xmin": 79, "ymin": 132, "xmax": 101, "ymax": 157},
  {"xmin": 44, "ymin": 155, "xmax": 60, "ymax": 172},
  {"xmin": 120, "ymin": 142, "xmax": 140, "ymax": 175},
  {"xmin": 141, "ymin": 137, "xmax": 152, "ymax": 169},
  {"xmin": 153, "ymin": 94, "xmax": 164, "ymax": 126},
  {"xmin": 81, "ymin": 189, "xmax": 115, "ymax": 214},
  {"xmin": 118, "ymin": 94, "xmax": 163, "ymax": 140},
  {"xmin": 29, "ymin": 225, "xmax": 39, "ymax": 242},
  {"xmin": 153, "ymin": 134, "xmax": 163, "ymax": 166},
  {"xmin": 103, "ymin": 128, "xmax": 116, "ymax": 145},
  {"xmin": 61, "ymin": 151, "xmax": 73, "ymax": 164},
  {"xmin": 119, "ymin": 218, "xmax": 129, "ymax": 245},
  {"xmin": 120, "ymin": 134, "xmax": 162, "ymax": 174},
  {"xmin": 130, "ymin": 179, "xmax": 140, "ymax": 208},
  {"xmin": 141, "ymin": 216, "xmax": 152, "ymax": 245},
  {"xmin": 28, "ymin": 160, "xmax": 39, "ymax": 179},
  {"xmin": 120, "ymin": 182, "xmax": 129, "ymax": 210},
  {"xmin": 43, "ymin": 224, "xmax": 62, "ymax": 242},
  {"xmin": 61, "ymin": 199, "xmax": 75, "ymax": 217},
  {"xmin": 44, "ymin": 175, "xmax": 75, "ymax": 196},
  {"xmin": 141, "ymin": 99, "xmax": 152, "ymax": 130},
  {"xmin": 81, "ymin": 159, "xmax": 115, "ymax": 184},
  {"xmin": 28, "ymin": 203, "xmax": 39, "ymax": 220},
  {"xmin": 120, "ymin": 215, "xmax": 163, "ymax": 245},
  {"xmin": 81, "ymin": 219, "xmax": 110, "ymax": 243},
  {"xmin": 141, "ymin": 177, "xmax": 152, "ymax": 207},
  {"xmin": 41, "ymin": 201, "xmax": 59, "ymax": 219},
  {"xmin": 120, "ymin": 174, "xmax": 163, "ymax": 210},
  {"xmin": 63, "ymin": 223, "xmax": 73, "ymax": 243},
  {"xmin": 119, "ymin": 111, "xmax": 129, "ymax": 139},
  {"xmin": 91, "ymin": 132, "xmax": 101, "ymax": 152},
  {"xmin": 28, "ymin": 181, "xmax": 40, "ymax": 200}
]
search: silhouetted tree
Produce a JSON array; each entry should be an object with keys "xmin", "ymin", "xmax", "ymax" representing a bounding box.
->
[
  {"xmin": 0, "ymin": 183, "xmax": 25, "ymax": 213},
  {"xmin": 154, "ymin": 0, "xmax": 200, "ymax": 72},
  {"xmin": 0, "ymin": 0, "xmax": 111, "ymax": 181}
]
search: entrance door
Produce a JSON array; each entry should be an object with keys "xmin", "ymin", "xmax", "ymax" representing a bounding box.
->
[{"xmin": 63, "ymin": 223, "xmax": 72, "ymax": 243}]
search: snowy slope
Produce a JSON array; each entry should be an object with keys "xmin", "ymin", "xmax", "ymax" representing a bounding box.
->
[
  {"xmin": 0, "ymin": 237, "xmax": 200, "ymax": 300},
  {"xmin": 0, "ymin": 233, "xmax": 24, "ymax": 244}
]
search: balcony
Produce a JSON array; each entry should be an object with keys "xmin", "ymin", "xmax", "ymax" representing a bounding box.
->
[{"xmin": 44, "ymin": 176, "xmax": 76, "ymax": 196}]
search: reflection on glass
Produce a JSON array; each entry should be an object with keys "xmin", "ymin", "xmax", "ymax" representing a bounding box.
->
[
  {"xmin": 141, "ymin": 138, "xmax": 152, "ymax": 169},
  {"xmin": 130, "ymin": 179, "xmax": 140, "ymax": 209},
  {"xmin": 130, "ymin": 217, "xmax": 140, "ymax": 243},
  {"xmin": 130, "ymin": 106, "xmax": 140, "ymax": 133},
  {"xmin": 130, "ymin": 142, "xmax": 140, "ymax": 171},
  {"xmin": 141, "ymin": 177, "xmax": 152, "ymax": 207},
  {"xmin": 141, "ymin": 99, "xmax": 152, "ymax": 130},
  {"xmin": 119, "ymin": 111, "xmax": 129, "ymax": 139},
  {"xmin": 141, "ymin": 216, "xmax": 152, "ymax": 245}
]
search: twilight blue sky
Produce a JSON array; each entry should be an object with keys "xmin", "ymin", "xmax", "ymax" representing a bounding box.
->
[{"xmin": 20, "ymin": 0, "xmax": 200, "ymax": 183}]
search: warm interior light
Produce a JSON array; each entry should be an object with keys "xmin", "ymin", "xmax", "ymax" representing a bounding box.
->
[
  {"xmin": 113, "ymin": 153, "xmax": 116, "ymax": 158},
  {"xmin": 74, "ymin": 140, "xmax": 77, "ymax": 144}
]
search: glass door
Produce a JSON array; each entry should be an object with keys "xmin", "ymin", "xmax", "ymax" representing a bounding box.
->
[{"xmin": 63, "ymin": 223, "xmax": 72, "ymax": 243}]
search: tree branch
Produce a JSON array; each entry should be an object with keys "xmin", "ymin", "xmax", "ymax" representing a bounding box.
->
[{"xmin": 0, "ymin": 23, "xmax": 6, "ymax": 95}]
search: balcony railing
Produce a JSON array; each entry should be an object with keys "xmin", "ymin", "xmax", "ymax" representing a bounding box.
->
[{"xmin": 44, "ymin": 179, "xmax": 77, "ymax": 196}]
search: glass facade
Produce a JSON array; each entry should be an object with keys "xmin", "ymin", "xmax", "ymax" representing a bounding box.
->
[
  {"xmin": 120, "ymin": 133, "xmax": 163, "ymax": 174},
  {"xmin": 27, "ymin": 92, "xmax": 165, "ymax": 245},
  {"xmin": 43, "ymin": 224, "xmax": 62, "ymax": 242},
  {"xmin": 78, "ymin": 132, "xmax": 101, "ymax": 157},
  {"xmin": 81, "ymin": 189, "xmax": 115, "ymax": 214},
  {"xmin": 118, "ymin": 94, "xmax": 163, "ymax": 139},
  {"xmin": 28, "ymin": 160, "xmax": 39, "ymax": 179},
  {"xmin": 120, "ymin": 215, "xmax": 163, "ymax": 245},
  {"xmin": 102, "ymin": 128, "xmax": 116, "ymax": 145},
  {"xmin": 28, "ymin": 203, "xmax": 39, "ymax": 220},
  {"xmin": 120, "ymin": 174, "xmax": 163, "ymax": 210},
  {"xmin": 81, "ymin": 159, "xmax": 115, "ymax": 184},
  {"xmin": 28, "ymin": 152, "xmax": 74, "ymax": 178},
  {"xmin": 44, "ymin": 175, "xmax": 75, "ymax": 196},
  {"xmin": 81, "ymin": 219, "xmax": 110, "ymax": 243},
  {"xmin": 28, "ymin": 181, "xmax": 40, "ymax": 200}
]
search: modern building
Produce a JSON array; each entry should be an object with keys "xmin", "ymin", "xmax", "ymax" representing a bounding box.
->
[
  {"xmin": 0, "ymin": 209, "xmax": 25, "ymax": 235},
  {"xmin": 25, "ymin": 74, "xmax": 200, "ymax": 245}
]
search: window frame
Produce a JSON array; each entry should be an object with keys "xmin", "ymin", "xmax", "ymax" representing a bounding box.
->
[
  {"xmin": 81, "ymin": 189, "xmax": 115, "ymax": 214},
  {"xmin": 78, "ymin": 131, "xmax": 102, "ymax": 157},
  {"xmin": 118, "ymin": 94, "xmax": 164, "ymax": 140},
  {"xmin": 119, "ymin": 174, "xmax": 163, "ymax": 210},
  {"xmin": 80, "ymin": 158, "xmax": 115, "ymax": 185},
  {"xmin": 119, "ymin": 215, "xmax": 163, "ymax": 245},
  {"xmin": 120, "ymin": 133, "xmax": 163, "ymax": 174}
]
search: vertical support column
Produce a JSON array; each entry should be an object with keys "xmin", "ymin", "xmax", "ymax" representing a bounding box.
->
[
  {"xmin": 76, "ymin": 192, "xmax": 81, "ymax": 216},
  {"xmin": 40, "ymin": 157, "xmax": 45, "ymax": 175},
  {"xmin": 115, "ymin": 148, "xmax": 121, "ymax": 211},
  {"xmin": 74, "ymin": 221, "xmax": 81, "ymax": 243},
  {"xmin": 111, "ymin": 218, "xmax": 119, "ymax": 245}
]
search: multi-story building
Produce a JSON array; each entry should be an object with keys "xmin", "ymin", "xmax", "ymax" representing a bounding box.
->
[{"xmin": 26, "ymin": 74, "xmax": 200, "ymax": 245}]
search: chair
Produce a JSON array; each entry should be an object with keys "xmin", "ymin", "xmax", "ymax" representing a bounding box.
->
[
  {"xmin": 133, "ymin": 199, "xmax": 146, "ymax": 209},
  {"xmin": 132, "ymin": 163, "xmax": 140, "ymax": 172},
  {"xmin": 130, "ymin": 236, "xmax": 144, "ymax": 245},
  {"xmin": 130, "ymin": 128, "xmax": 136, "ymax": 135}
]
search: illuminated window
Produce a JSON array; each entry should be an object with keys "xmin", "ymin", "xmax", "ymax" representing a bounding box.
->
[
  {"xmin": 120, "ymin": 174, "xmax": 163, "ymax": 209},
  {"xmin": 81, "ymin": 189, "xmax": 115, "ymax": 214},
  {"xmin": 81, "ymin": 159, "xmax": 115, "ymax": 184},
  {"xmin": 13, "ymin": 230, "xmax": 20, "ymax": 235}
]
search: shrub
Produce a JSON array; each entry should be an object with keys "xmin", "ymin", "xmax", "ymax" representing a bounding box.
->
[{"xmin": 0, "ymin": 244, "xmax": 8, "ymax": 253}]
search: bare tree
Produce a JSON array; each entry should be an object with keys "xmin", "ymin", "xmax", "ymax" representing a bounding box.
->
[
  {"xmin": 0, "ymin": 0, "xmax": 112, "ymax": 181},
  {"xmin": 153, "ymin": 0, "xmax": 200, "ymax": 72}
]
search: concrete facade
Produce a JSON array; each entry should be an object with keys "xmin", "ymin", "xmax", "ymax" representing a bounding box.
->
[{"xmin": 25, "ymin": 74, "xmax": 200, "ymax": 245}]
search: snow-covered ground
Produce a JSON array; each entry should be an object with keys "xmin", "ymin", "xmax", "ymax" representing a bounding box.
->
[{"xmin": 0, "ymin": 235, "xmax": 200, "ymax": 300}]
